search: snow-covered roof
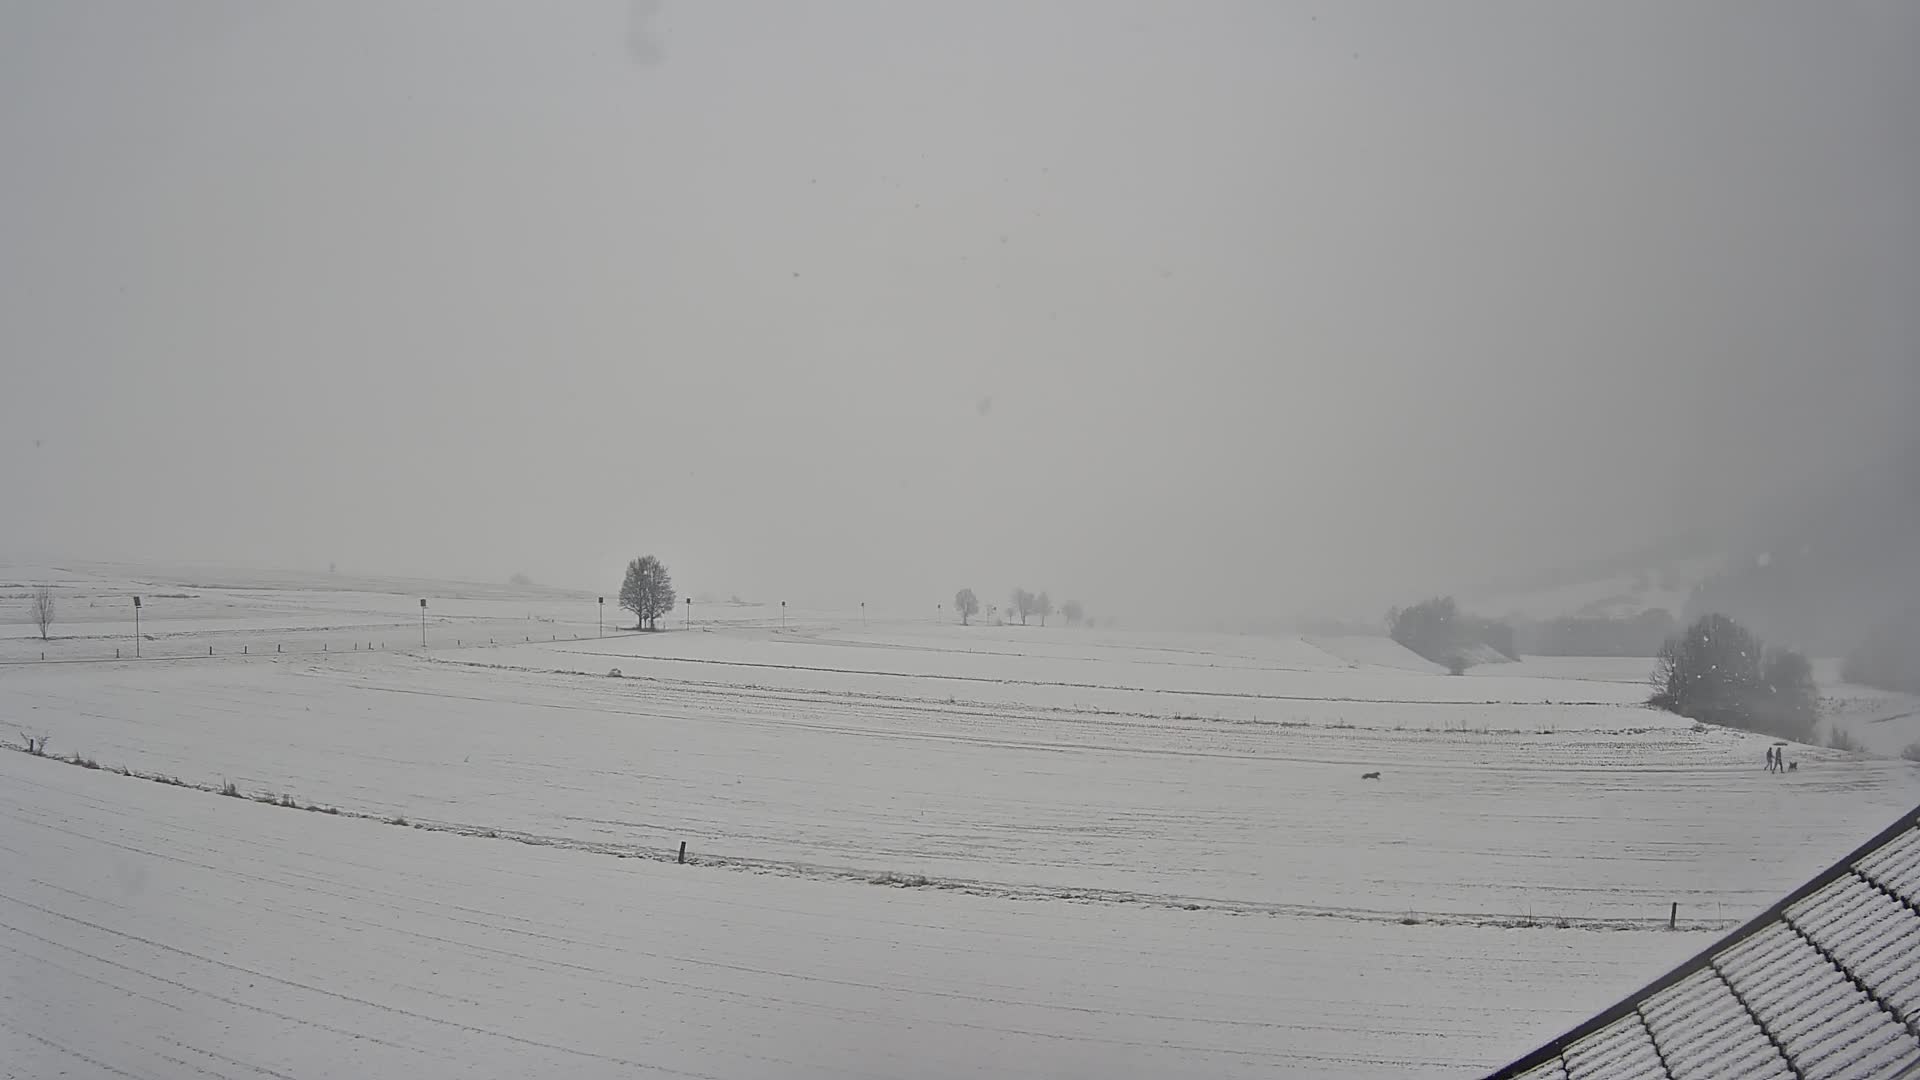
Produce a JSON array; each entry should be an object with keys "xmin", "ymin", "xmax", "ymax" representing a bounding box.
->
[{"xmin": 1489, "ymin": 805, "xmax": 1920, "ymax": 1080}]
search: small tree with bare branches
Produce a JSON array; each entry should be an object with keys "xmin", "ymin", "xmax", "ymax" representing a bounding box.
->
[
  {"xmin": 31, "ymin": 587, "xmax": 54, "ymax": 641},
  {"xmin": 954, "ymin": 588, "xmax": 979, "ymax": 625}
]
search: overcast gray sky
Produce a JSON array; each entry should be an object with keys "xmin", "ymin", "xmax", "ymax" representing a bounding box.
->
[{"xmin": 2, "ymin": 1, "xmax": 1914, "ymax": 621}]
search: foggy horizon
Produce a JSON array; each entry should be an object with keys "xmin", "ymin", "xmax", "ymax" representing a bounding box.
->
[{"xmin": 4, "ymin": 1, "xmax": 1915, "ymax": 624}]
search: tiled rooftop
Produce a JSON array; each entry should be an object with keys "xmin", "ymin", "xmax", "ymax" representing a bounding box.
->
[{"xmin": 1491, "ymin": 806, "xmax": 1920, "ymax": 1080}]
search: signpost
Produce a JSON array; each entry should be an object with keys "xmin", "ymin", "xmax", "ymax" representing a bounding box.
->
[
  {"xmin": 132, "ymin": 596, "xmax": 141, "ymax": 657},
  {"xmin": 419, "ymin": 598, "xmax": 427, "ymax": 647}
]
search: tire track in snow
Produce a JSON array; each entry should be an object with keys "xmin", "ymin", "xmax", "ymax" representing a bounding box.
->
[{"xmin": 465, "ymin": 652, "xmax": 1626, "ymax": 708}]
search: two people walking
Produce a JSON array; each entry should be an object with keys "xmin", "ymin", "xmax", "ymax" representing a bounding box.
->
[{"xmin": 1765, "ymin": 745, "xmax": 1788, "ymax": 773}]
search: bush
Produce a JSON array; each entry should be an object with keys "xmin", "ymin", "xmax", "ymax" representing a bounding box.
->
[
  {"xmin": 1650, "ymin": 614, "xmax": 1817, "ymax": 742},
  {"xmin": 220, "ymin": 780, "xmax": 240, "ymax": 797},
  {"xmin": 1902, "ymin": 741, "xmax": 1920, "ymax": 763},
  {"xmin": 1446, "ymin": 656, "xmax": 1471, "ymax": 676},
  {"xmin": 1826, "ymin": 727, "xmax": 1865, "ymax": 753}
]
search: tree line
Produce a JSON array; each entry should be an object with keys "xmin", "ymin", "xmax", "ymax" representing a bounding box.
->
[{"xmin": 951, "ymin": 587, "xmax": 1084, "ymax": 627}]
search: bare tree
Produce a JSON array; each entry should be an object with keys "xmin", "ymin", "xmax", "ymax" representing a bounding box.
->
[
  {"xmin": 30, "ymin": 587, "xmax": 54, "ymax": 641},
  {"xmin": 954, "ymin": 588, "xmax": 979, "ymax": 625},
  {"xmin": 619, "ymin": 555, "xmax": 677, "ymax": 630},
  {"xmin": 1062, "ymin": 600, "xmax": 1084, "ymax": 626},
  {"xmin": 1009, "ymin": 588, "xmax": 1034, "ymax": 625},
  {"xmin": 1036, "ymin": 592, "xmax": 1053, "ymax": 627}
]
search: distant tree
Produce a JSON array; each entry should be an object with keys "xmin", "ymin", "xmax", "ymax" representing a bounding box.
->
[
  {"xmin": 1386, "ymin": 596, "xmax": 1460, "ymax": 665},
  {"xmin": 30, "ymin": 586, "xmax": 54, "ymax": 641},
  {"xmin": 1463, "ymin": 616, "xmax": 1518, "ymax": 661},
  {"xmin": 1036, "ymin": 592, "xmax": 1054, "ymax": 627},
  {"xmin": 1761, "ymin": 647, "xmax": 1818, "ymax": 733},
  {"xmin": 1650, "ymin": 613, "xmax": 1816, "ymax": 741},
  {"xmin": 1062, "ymin": 600, "xmax": 1084, "ymax": 626},
  {"xmin": 619, "ymin": 556, "xmax": 676, "ymax": 630},
  {"xmin": 508, "ymin": 572, "xmax": 534, "ymax": 587},
  {"xmin": 1387, "ymin": 595, "xmax": 1515, "ymax": 667},
  {"xmin": 1010, "ymin": 588, "xmax": 1034, "ymax": 626},
  {"xmin": 1651, "ymin": 613, "xmax": 1760, "ymax": 723},
  {"xmin": 954, "ymin": 588, "xmax": 979, "ymax": 625}
]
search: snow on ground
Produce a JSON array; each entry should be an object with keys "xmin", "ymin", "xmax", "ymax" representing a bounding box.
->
[
  {"xmin": 3, "ymin": 564, "xmax": 1918, "ymax": 1077},
  {"xmin": 0, "ymin": 752, "xmax": 1690, "ymax": 1079},
  {"xmin": 1821, "ymin": 679, "xmax": 1920, "ymax": 759}
]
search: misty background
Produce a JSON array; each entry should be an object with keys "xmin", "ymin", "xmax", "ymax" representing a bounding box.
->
[{"xmin": 2, "ymin": 1, "xmax": 1914, "ymax": 628}]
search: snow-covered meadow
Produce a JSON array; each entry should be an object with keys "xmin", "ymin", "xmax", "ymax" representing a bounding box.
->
[{"xmin": 4, "ymin": 565, "xmax": 1917, "ymax": 1077}]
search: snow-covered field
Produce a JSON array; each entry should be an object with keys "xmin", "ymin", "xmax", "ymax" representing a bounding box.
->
[{"xmin": 4, "ymin": 564, "xmax": 1918, "ymax": 1077}]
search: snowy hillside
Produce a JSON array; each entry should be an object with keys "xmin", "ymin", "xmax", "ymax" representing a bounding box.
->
[{"xmin": 4, "ymin": 563, "xmax": 1917, "ymax": 1077}]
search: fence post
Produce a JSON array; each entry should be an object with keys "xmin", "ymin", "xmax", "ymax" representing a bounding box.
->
[
  {"xmin": 678, "ymin": 841, "xmax": 687, "ymax": 864},
  {"xmin": 243, "ymin": 645, "xmax": 248, "ymax": 655},
  {"xmin": 1669, "ymin": 902, "xmax": 1677, "ymax": 930},
  {"xmin": 209, "ymin": 645, "xmax": 214, "ymax": 656}
]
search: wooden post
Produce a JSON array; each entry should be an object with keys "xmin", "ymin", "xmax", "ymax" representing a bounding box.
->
[
  {"xmin": 116, "ymin": 648, "xmax": 120, "ymax": 658},
  {"xmin": 243, "ymin": 645, "xmax": 248, "ymax": 655},
  {"xmin": 277, "ymin": 644, "xmax": 282, "ymax": 653},
  {"xmin": 1669, "ymin": 902, "xmax": 1677, "ymax": 930},
  {"xmin": 209, "ymin": 645, "xmax": 214, "ymax": 656},
  {"xmin": 677, "ymin": 841, "xmax": 687, "ymax": 865}
]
